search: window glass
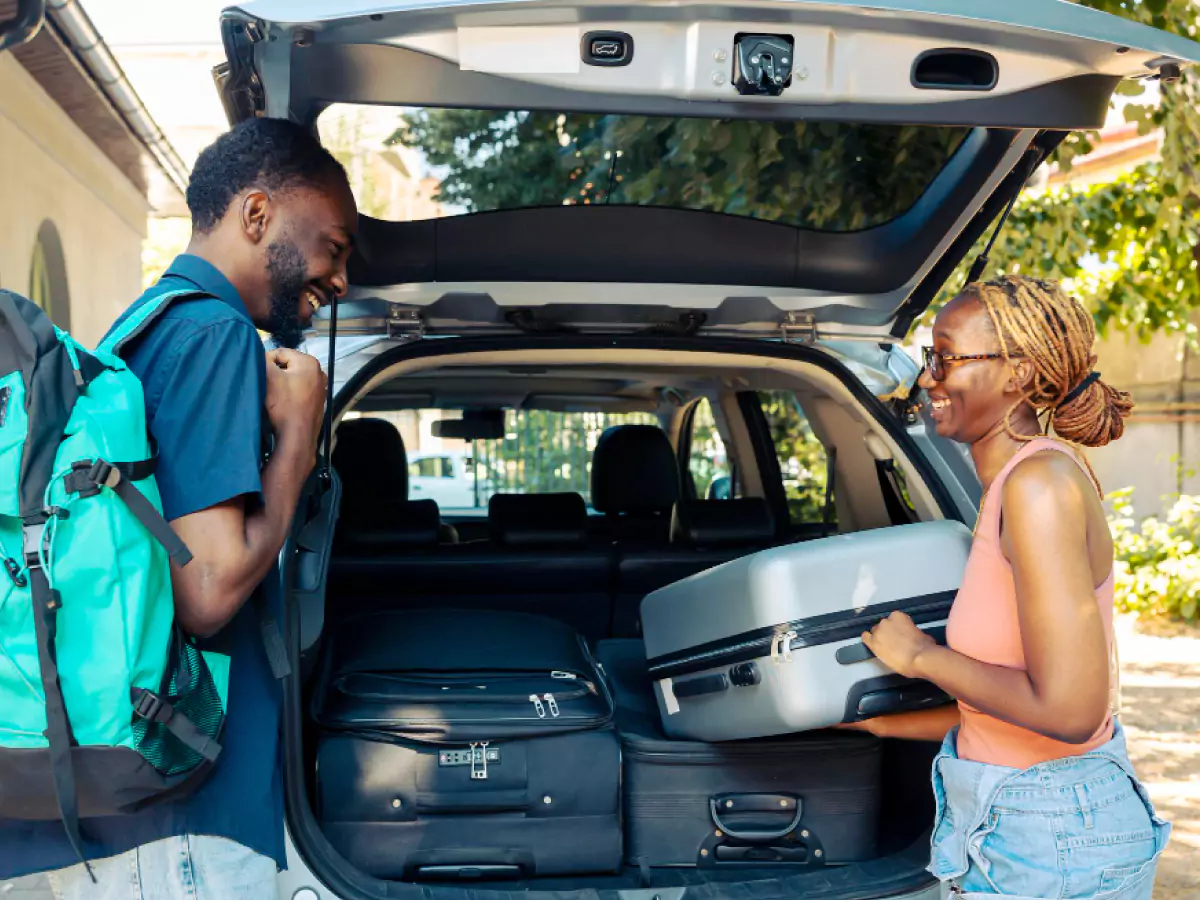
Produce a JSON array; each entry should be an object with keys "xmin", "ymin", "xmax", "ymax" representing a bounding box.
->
[
  {"xmin": 687, "ymin": 399, "xmax": 734, "ymax": 500},
  {"xmin": 318, "ymin": 104, "xmax": 970, "ymax": 232},
  {"xmin": 410, "ymin": 457, "xmax": 454, "ymax": 479},
  {"xmin": 758, "ymin": 391, "xmax": 835, "ymax": 527},
  {"xmin": 361, "ymin": 409, "xmax": 660, "ymax": 511}
]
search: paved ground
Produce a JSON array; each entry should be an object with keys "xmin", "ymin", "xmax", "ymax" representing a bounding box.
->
[
  {"xmin": 2, "ymin": 615, "xmax": 1196, "ymax": 900},
  {"xmin": 1113, "ymin": 614, "xmax": 1200, "ymax": 900}
]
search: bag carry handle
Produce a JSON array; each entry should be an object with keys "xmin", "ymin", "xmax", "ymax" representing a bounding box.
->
[
  {"xmin": 709, "ymin": 794, "xmax": 803, "ymax": 842},
  {"xmin": 835, "ymin": 623, "xmax": 947, "ymax": 666}
]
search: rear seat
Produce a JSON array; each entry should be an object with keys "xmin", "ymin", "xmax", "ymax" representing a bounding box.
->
[
  {"xmin": 331, "ymin": 418, "xmax": 457, "ymax": 549},
  {"xmin": 591, "ymin": 425, "xmax": 679, "ymax": 543},
  {"xmin": 593, "ymin": 425, "xmax": 777, "ymax": 636},
  {"xmin": 328, "ymin": 421, "xmax": 779, "ymax": 642},
  {"xmin": 328, "ymin": 491, "xmax": 613, "ymax": 642}
]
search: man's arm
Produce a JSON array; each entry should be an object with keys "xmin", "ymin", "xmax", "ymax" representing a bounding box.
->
[
  {"xmin": 169, "ymin": 423, "xmax": 315, "ymax": 637},
  {"xmin": 162, "ymin": 344, "xmax": 326, "ymax": 638}
]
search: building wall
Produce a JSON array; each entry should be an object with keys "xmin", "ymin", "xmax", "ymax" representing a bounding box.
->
[
  {"xmin": 0, "ymin": 53, "xmax": 148, "ymax": 346},
  {"xmin": 1088, "ymin": 320, "xmax": 1200, "ymax": 517}
]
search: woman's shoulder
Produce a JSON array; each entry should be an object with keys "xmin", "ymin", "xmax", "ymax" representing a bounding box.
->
[{"xmin": 1001, "ymin": 446, "xmax": 1096, "ymax": 524}]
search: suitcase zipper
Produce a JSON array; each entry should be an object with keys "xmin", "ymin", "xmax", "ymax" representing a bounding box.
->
[
  {"xmin": 544, "ymin": 693, "xmax": 560, "ymax": 717},
  {"xmin": 530, "ymin": 694, "xmax": 546, "ymax": 718},
  {"xmin": 335, "ymin": 673, "xmax": 591, "ymax": 706},
  {"xmin": 648, "ymin": 594, "xmax": 955, "ymax": 677}
]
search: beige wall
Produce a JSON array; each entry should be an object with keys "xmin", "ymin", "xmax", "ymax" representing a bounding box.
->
[
  {"xmin": 0, "ymin": 53, "xmax": 148, "ymax": 347},
  {"xmin": 1087, "ymin": 319, "xmax": 1200, "ymax": 517}
]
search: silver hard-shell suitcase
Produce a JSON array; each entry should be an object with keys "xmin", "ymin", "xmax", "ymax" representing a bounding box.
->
[{"xmin": 640, "ymin": 520, "xmax": 972, "ymax": 741}]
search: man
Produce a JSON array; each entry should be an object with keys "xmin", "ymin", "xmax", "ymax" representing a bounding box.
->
[{"xmin": 0, "ymin": 117, "xmax": 358, "ymax": 897}]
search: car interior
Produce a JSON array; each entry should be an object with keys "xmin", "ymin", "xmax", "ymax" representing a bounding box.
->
[{"xmin": 294, "ymin": 346, "xmax": 954, "ymax": 894}]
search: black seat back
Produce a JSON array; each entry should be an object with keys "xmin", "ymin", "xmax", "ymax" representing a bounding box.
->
[
  {"xmin": 591, "ymin": 425, "xmax": 680, "ymax": 543},
  {"xmin": 331, "ymin": 418, "xmax": 454, "ymax": 550},
  {"xmin": 329, "ymin": 492, "xmax": 613, "ymax": 642}
]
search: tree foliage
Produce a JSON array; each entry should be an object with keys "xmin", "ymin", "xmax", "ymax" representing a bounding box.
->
[
  {"xmin": 930, "ymin": 0, "xmax": 1200, "ymax": 340},
  {"xmin": 390, "ymin": 111, "xmax": 966, "ymax": 232},
  {"xmin": 1109, "ymin": 489, "xmax": 1200, "ymax": 620},
  {"xmin": 386, "ymin": 0, "xmax": 1199, "ymax": 341}
]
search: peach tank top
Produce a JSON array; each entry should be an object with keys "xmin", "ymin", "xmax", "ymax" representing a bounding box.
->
[{"xmin": 947, "ymin": 438, "xmax": 1115, "ymax": 769}]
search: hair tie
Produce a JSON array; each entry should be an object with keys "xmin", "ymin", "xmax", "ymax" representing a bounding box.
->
[{"xmin": 1061, "ymin": 371, "xmax": 1101, "ymax": 406}]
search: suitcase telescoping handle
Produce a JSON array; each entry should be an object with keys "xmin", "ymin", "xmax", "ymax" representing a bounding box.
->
[
  {"xmin": 709, "ymin": 794, "xmax": 803, "ymax": 842},
  {"xmin": 835, "ymin": 624, "xmax": 947, "ymax": 666}
]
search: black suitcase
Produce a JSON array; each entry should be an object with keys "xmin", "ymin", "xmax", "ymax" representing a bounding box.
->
[
  {"xmin": 596, "ymin": 639, "xmax": 882, "ymax": 869},
  {"xmin": 313, "ymin": 610, "xmax": 622, "ymax": 880}
]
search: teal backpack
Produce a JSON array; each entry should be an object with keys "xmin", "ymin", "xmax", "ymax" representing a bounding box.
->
[{"xmin": 0, "ymin": 289, "xmax": 236, "ymax": 871}]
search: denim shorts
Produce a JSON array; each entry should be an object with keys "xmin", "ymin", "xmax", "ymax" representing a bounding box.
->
[
  {"xmin": 929, "ymin": 721, "xmax": 1171, "ymax": 899},
  {"xmin": 46, "ymin": 835, "xmax": 277, "ymax": 900}
]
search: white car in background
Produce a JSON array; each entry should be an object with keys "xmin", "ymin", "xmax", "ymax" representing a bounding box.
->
[{"xmin": 407, "ymin": 449, "xmax": 487, "ymax": 510}]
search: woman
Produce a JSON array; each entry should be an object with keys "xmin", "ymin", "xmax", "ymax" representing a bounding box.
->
[{"xmin": 848, "ymin": 275, "xmax": 1169, "ymax": 899}]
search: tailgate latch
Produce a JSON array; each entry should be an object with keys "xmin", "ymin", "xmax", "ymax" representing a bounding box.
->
[
  {"xmin": 386, "ymin": 306, "xmax": 426, "ymax": 342},
  {"xmin": 780, "ymin": 312, "xmax": 818, "ymax": 344},
  {"xmin": 733, "ymin": 34, "xmax": 795, "ymax": 97}
]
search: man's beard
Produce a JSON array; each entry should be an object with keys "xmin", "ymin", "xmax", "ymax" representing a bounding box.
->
[{"xmin": 265, "ymin": 238, "xmax": 309, "ymax": 349}]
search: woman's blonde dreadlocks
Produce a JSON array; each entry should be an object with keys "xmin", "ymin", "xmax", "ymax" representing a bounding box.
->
[{"xmin": 966, "ymin": 275, "xmax": 1134, "ymax": 455}]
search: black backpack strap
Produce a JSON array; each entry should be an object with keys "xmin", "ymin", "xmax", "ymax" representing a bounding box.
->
[
  {"xmin": 63, "ymin": 459, "xmax": 192, "ymax": 567},
  {"xmin": 254, "ymin": 580, "xmax": 292, "ymax": 681},
  {"xmin": 25, "ymin": 552, "xmax": 93, "ymax": 881},
  {"xmin": 130, "ymin": 687, "xmax": 222, "ymax": 763}
]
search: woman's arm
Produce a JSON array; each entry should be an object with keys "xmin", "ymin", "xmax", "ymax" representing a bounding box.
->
[
  {"xmin": 862, "ymin": 454, "xmax": 1111, "ymax": 745},
  {"xmin": 839, "ymin": 704, "xmax": 960, "ymax": 741}
]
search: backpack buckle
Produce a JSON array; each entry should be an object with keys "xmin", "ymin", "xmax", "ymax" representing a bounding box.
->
[
  {"xmin": 65, "ymin": 460, "xmax": 119, "ymax": 497},
  {"xmin": 132, "ymin": 689, "xmax": 167, "ymax": 722},
  {"xmin": 88, "ymin": 460, "xmax": 119, "ymax": 489}
]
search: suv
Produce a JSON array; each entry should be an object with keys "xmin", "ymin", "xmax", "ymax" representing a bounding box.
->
[{"xmin": 211, "ymin": 3, "xmax": 1198, "ymax": 899}]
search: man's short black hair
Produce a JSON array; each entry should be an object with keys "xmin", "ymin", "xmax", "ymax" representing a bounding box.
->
[{"xmin": 187, "ymin": 117, "xmax": 348, "ymax": 233}]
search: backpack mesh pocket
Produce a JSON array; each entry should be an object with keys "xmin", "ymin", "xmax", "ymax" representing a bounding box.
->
[{"xmin": 131, "ymin": 633, "xmax": 225, "ymax": 776}]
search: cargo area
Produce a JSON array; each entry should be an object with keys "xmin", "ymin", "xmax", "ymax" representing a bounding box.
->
[{"xmin": 285, "ymin": 343, "xmax": 962, "ymax": 899}]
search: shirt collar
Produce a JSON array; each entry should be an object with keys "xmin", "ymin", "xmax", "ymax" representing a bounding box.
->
[{"xmin": 163, "ymin": 254, "xmax": 253, "ymax": 325}]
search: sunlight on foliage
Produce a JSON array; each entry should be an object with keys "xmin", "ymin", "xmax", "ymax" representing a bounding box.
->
[{"xmin": 1109, "ymin": 488, "xmax": 1200, "ymax": 621}]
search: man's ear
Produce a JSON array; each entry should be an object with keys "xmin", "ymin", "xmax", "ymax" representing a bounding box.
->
[{"xmin": 240, "ymin": 189, "xmax": 272, "ymax": 245}]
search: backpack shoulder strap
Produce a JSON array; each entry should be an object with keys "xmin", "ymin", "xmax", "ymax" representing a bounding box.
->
[{"xmin": 98, "ymin": 288, "xmax": 212, "ymax": 358}]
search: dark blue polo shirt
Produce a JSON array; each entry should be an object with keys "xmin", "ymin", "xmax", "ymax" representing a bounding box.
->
[{"xmin": 0, "ymin": 255, "xmax": 286, "ymax": 877}]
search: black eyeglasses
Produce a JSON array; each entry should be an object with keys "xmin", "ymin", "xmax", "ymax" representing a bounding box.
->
[{"xmin": 922, "ymin": 346, "xmax": 1005, "ymax": 382}]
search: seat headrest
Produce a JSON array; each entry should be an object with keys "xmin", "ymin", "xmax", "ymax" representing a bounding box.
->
[
  {"xmin": 335, "ymin": 499, "xmax": 441, "ymax": 550},
  {"xmin": 591, "ymin": 425, "xmax": 680, "ymax": 514},
  {"xmin": 488, "ymin": 493, "xmax": 588, "ymax": 547},
  {"xmin": 672, "ymin": 498, "xmax": 776, "ymax": 547},
  {"xmin": 333, "ymin": 418, "xmax": 409, "ymax": 510}
]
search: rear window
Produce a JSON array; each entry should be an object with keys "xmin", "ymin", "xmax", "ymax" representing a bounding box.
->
[
  {"xmin": 349, "ymin": 408, "xmax": 659, "ymax": 511},
  {"xmin": 319, "ymin": 104, "xmax": 968, "ymax": 232},
  {"xmin": 759, "ymin": 391, "xmax": 836, "ymax": 528}
]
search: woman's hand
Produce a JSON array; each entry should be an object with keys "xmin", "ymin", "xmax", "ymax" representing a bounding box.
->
[{"xmin": 861, "ymin": 611, "xmax": 938, "ymax": 679}]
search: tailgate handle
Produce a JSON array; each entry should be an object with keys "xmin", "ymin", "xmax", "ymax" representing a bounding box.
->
[
  {"xmin": 835, "ymin": 624, "xmax": 947, "ymax": 666},
  {"xmin": 912, "ymin": 49, "xmax": 998, "ymax": 91},
  {"xmin": 709, "ymin": 794, "xmax": 803, "ymax": 842}
]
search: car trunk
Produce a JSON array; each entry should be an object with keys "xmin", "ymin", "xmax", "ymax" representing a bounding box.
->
[
  {"xmin": 226, "ymin": 2, "xmax": 1200, "ymax": 897},
  {"xmin": 273, "ymin": 334, "xmax": 965, "ymax": 899}
]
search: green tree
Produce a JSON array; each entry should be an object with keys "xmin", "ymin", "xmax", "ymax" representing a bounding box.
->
[
  {"xmin": 928, "ymin": 0, "xmax": 1200, "ymax": 341},
  {"xmin": 387, "ymin": 1, "xmax": 1199, "ymax": 341},
  {"xmin": 388, "ymin": 111, "xmax": 967, "ymax": 232}
]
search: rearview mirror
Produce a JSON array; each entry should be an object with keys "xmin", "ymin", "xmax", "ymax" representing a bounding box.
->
[{"xmin": 432, "ymin": 410, "xmax": 506, "ymax": 441}]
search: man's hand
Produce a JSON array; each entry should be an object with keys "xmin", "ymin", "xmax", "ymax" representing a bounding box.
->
[
  {"xmin": 861, "ymin": 611, "xmax": 938, "ymax": 679},
  {"xmin": 266, "ymin": 348, "xmax": 326, "ymax": 465}
]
